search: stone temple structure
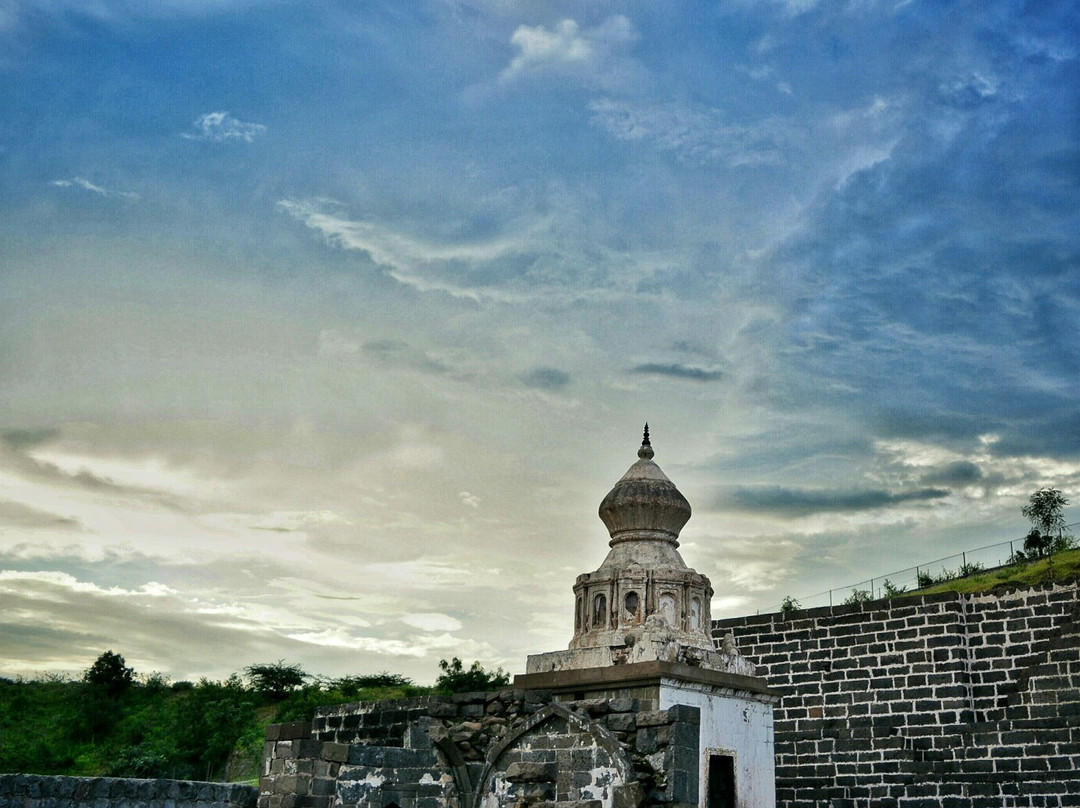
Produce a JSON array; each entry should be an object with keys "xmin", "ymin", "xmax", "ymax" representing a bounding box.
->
[
  {"xmin": 525, "ymin": 425, "xmax": 753, "ymax": 677},
  {"xmin": 518, "ymin": 427, "xmax": 777, "ymax": 805},
  {"xmin": 253, "ymin": 428, "xmax": 779, "ymax": 808}
]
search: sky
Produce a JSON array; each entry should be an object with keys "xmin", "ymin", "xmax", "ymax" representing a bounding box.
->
[{"xmin": 0, "ymin": 0, "xmax": 1078, "ymax": 685}]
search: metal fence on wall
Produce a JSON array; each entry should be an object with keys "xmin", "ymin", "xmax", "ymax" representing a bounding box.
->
[{"xmin": 779, "ymin": 521, "xmax": 1080, "ymax": 612}]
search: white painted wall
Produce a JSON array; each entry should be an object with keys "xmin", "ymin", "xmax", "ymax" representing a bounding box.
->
[{"xmin": 659, "ymin": 680, "xmax": 775, "ymax": 808}]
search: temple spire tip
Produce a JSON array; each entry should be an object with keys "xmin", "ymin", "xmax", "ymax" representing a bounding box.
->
[{"xmin": 638, "ymin": 423, "xmax": 654, "ymax": 460}]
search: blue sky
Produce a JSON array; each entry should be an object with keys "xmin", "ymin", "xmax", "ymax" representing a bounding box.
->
[{"xmin": 1, "ymin": 0, "xmax": 1077, "ymax": 683}]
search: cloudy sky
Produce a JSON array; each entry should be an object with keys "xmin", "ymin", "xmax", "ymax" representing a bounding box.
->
[{"xmin": 1, "ymin": 0, "xmax": 1077, "ymax": 684}]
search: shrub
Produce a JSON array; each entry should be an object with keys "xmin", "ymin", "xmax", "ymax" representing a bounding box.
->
[
  {"xmin": 882, "ymin": 579, "xmax": 907, "ymax": 597},
  {"xmin": 244, "ymin": 661, "xmax": 307, "ymax": 699},
  {"xmin": 329, "ymin": 672, "xmax": 415, "ymax": 699},
  {"xmin": 434, "ymin": 658, "xmax": 509, "ymax": 694},
  {"xmin": 843, "ymin": 589, "xmax": 871, "ymax": 605},
  {"xmin": 83, "ymin": 651, "xmax": 134, "ymax": 697}
]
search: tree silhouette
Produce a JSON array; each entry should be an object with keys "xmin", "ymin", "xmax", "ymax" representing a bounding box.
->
[
  {"xmin": 1021, "ymin": 487, "xmax": 1072, "ymax": 558},
  {"xmin": 434, "ymin": 658, "xmax": 509, "ymax": 694},
  {"xmin": 244, "ymin": 661, "xmax": 308, "ymax": 699},
  {"xmin": 83, "ymin": 650, "xmax": 134, "ymax": 696}
]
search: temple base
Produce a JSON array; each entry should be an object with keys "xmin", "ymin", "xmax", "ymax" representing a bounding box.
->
[{"xmin": 514, "ymin": 661, "xmax": 779, "ymax": 808}]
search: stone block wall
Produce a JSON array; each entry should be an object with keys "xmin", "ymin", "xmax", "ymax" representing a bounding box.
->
[
  {"xmin": 261, "ymin": 721, "xmax": 348, "ymax": 808},
  {"xmin": 0, "ymin": 774, "xmax": 257, "ymax": 808},
  {"xmin": 259, "ymin": 691, "xmax": 702, "ymax": 808},
  {"xmin": 713, "ymin": 580, "xmax": 1080, "ymax": 807}
]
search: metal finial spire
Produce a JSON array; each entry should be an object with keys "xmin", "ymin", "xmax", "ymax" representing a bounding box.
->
[{"xmin": 638, "ymin": 423, "xmax": 654, "ymax": 460}]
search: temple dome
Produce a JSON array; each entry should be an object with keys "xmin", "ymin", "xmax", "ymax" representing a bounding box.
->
[{"xmin": 598, "ymin": 426, "xmax": 691, "ymax": 545}]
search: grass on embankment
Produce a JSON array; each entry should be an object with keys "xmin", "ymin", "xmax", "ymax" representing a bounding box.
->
[{"xmin": 907, "ymin": 547, "xmax": 1080, "ymax": 597}]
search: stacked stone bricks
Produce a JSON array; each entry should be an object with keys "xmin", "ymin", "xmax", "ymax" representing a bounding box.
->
[
  {"xmin": 262, "ymin": 722, "xmax": 347, "ymax": 808},
  {"xmin": 0, "ymin": 774, "xmax": 256, "ymax": 808},
  {"xmin": 713, "ymin": 580, "xmax": 1080, "ymax": 807},
  {"xmin": 260, "ymin": 690, "xmax": 702, "ymax": 808}
]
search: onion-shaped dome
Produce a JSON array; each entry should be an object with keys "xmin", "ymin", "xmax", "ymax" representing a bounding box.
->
[{"xmin": 598, "ymin": 425, "xmax": 691, "ymax": 545}]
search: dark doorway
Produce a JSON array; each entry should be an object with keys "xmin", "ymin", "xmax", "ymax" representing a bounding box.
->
[{"xmin": 707, "ymin": 754, "xmax": 736, "ymax": 808}]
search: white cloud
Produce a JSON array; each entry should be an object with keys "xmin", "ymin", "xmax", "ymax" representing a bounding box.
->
[
  {"xmin": 277, "ymin": 198, "xmax": 539, "ymax": 301},
  {"xmin": 27, "ymin": 448, "xmax": 210, "ymax": 499},
  {"xmin": 318, "ymin": 328, "xmax": 361, "ymax": 357},
  {"xmin": 721, "ymin": 0, "xmax": 822, "ymax": 17},
  {"xmin": 341, "ymin": 559, "xmax": 472, "ymax": 589},
  {"xmin": 0, "ymin": 570, "xmax": 175, "ymax": 598},
  {"xmin": 500, "ymin": 16, "xmax": 640, "ymax": 89},
  {"xmin": 183, "ymin": 111, "xmax": 266, "ymax": 143},
  {"xmin": 248, "ymin": 510, "xmax": 350, "ymax": 532},
  {"xmin": 459, "ymin": 491, "xmax": 480, "ymax": 509},
  {"xmin": 588, "ymin": 98, "xmax": 800, "ymax": 167},
  {"xmin": 51, "ymin": 177, "xmax": 138, "ymax": 200},
  {"xmin": 402, "ymin": 612, "xmax": 463, "ymax": 632},
  {"xmin": 503, "ymin": 19, "xmax": 591, "ymax": 77},
  {"xmin": 285, "ymin": 629, "xmax": 478, "ymax": 657}
]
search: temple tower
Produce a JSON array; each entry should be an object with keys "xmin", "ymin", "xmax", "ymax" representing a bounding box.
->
[
  {"xmin": 527, "ymin": 425, "xmax": 753, "ymax": 675},
  {"xmin": 517, "ymin": 427, "xmax": 778, "ymax": 808}
]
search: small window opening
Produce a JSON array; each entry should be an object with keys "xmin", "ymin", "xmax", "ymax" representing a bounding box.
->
[
  {"xmin": 659, "ymin": 593, "xmax": 677, "ymax": 626},
  {"xmin": 707, "ymin": 754, "xmax": 736, "ymax": 808},
  {"xmin": 593, "ymin": 594, "xmax": 607, "ymax": 627},
  {"xmin": 625, "ymin": 591, "xmax": 639, "ymax": 616}
]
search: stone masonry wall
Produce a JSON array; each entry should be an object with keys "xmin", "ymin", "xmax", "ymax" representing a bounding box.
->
[
  {"xmin": 260, "ymin": 691, "xmax": 701, "ymax": 808},
  {"xmin": 0, "ymin": 774, "xmax": 257, "ymax": 808},
  {"xmin": 713, "ymin": 580, "xmax": 1080, "ymax": 807}
]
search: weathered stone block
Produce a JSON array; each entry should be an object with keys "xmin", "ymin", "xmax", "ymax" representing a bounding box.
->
[
  {"xmin": 429, "ymin": 703, "xmax": 458, "ymax": 718},
  {"xmin": 634, "ymin": 711, "xmax": 669, "ymax": 728},
  {"xmin": 320, "ymin": 743, "xmax": 349, "ymax": 763},
  {"xmin": 635, "ymin": 727, "xmax": 658, "ymax": 754},
  {"xmin": 661, "ymin": 705, "xmax": 699, "ymax": 725},
  {"xmin": 505, "ymin": 762, "xmax": 558, "ymax": 783},
  {"xmin": 611, "ymin": 782, "xmax": 645, "ymax": 808}
]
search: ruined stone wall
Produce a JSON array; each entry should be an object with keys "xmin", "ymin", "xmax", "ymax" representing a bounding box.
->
[
  {"xmin": 713, "ymin": 580, "xmax": 1080, "ymax": 807},
  {"xmin": 260, "ymin": 691, "xmax": 701, "ymax": 808},
  {"xmin": 0, "ymin": 774, "xmax": 257, "ymax": 808}
]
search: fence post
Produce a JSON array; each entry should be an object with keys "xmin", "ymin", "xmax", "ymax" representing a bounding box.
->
[
  {"xmin": 870, "ymin": 578, "xmax": 875, "ymax": 599},
  {"xmin": 962, "ymin": 551, "xmax": 966, "ymax": 569},
  {"xmin": 829, "ymin": 589, "xmax": 833, "ymax": 607}
]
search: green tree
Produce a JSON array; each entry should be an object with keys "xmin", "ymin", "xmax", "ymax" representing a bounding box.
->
[
  {"xmin": 434, "ymin": 658, "xmax": 509, "ymax": 694},
  {"xmin": 882, "ymin": 579, "xmax": 907, "ymax": 597},
  {"xmin": 780, "ymin": 595, "xmax": 800, "ymax": 615},
  {"xmin": 1021, "ymin": 487, "xmax": 1073, "ymax": 558},
  {"xmin": 331, "ymin": 672, "xmax": 414, "ymax": 699},
  {"xmin": 244, "ymin": 661, "xmax": 307, "ymax": 699},
  {"xmin": 83, "ymin": 651, "xmax": 134, "ymax": 697}
]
